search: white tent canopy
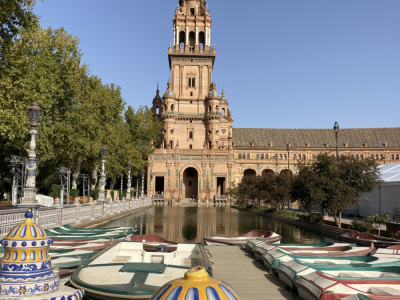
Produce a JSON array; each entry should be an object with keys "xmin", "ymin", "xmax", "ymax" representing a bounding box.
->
[{"xmin": 358, "ymin": 163, "xmax": 400, "ymax": 217}]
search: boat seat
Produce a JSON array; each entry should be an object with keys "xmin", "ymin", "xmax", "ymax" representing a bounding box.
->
[
  {"xmin": 379, "ymin": 272, "xmax": 399, "ymax": 278},
  {"xmin": 337, "ymin": 272, "xmax": 364, "ymax": 278},
  {"xmin": 111, "ymin": 256, "xmax": 131, "ymax": 263},
  {"xmin": 370, "ymin": 286, "xmax": 400, "ymax": 295}
]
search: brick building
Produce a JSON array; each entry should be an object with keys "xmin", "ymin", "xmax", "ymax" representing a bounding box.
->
[{"xmin": 147, "ymin": 0, "xmax": 400, "ymax": 203}]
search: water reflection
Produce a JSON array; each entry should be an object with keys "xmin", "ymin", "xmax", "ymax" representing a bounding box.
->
[{"xmin": 99, "ymin": 206, "xmax": 334, "ymax": 244}]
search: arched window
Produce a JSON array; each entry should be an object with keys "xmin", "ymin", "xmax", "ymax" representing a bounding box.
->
[
  {"xmin": 171, "ymin": 104, "xmax": 174, "ymax": 111},
  {"xmin": 155, "ymin": 107, "xmax": 159, "ymax": 114},
  {"xmin": 302, "ymin": 154, "xmax": 306, "ymax": 160},
  {"xmin": 222, "ymin": 108, "xmax": 225, "ymax": 116},
  {"xmin": 375, "ymin": 154, "xmax": 379, "ymax": 160},
  {"xmin": 189, "ymin": 31, "xmax": 195, "ymax": 50},
  {"xmin": 261, "ymin": 154, "xmax": 264, "ymax": 159},
  {"xmin": 391, "ymin": 154, "xmax": 395, "ymax": 160},
  {"xmin": 179, "ymin": 31, "xmax": 185, "ymax": 50},
  {"xmin": 247, "ymin": 153, "xmax": 250, "ymax": 159},
  {"xmin": 380, "ymin": 154, "xmax": 384, "ymax": 161},
  {"xmin": 208, "ymin": 105, "xmax": 212, "ymax": 113},
  {"xmin": 238, "ymin": 153, "xmax": 241, "ymax": 159},
  {"xmin": 199, "ymin": 32, "xmax": 205, "ymax": 50},
  {"xmin": 257, "ymin": 154, "xmax": 260, "ymax": 159},
  {"xmin": 164, "ymin": 104, "xmax": 167, "ymax": 111},
  {"xmin": 298, "ymin": 154, "xmax": 301, "ymax": 160},
  {"xmin": 279, "ymin": 154, "xmax": 283, "ymax": 160},
  {"xmin": 355, "ymin": 154, "xmax": 359, "ymax": 160},
  {"xmin": 283, "ymin": 154, "xmax": 287, "ymax": 160},
  {"xmin": 312, "ymin": 154, "xmax": 316, "ymax": 160},
  {"xmin": 360, "ymin": 154, "xmax": 364, "ymax": 160},
  {"xmin": 396, "ymin": 154, "xmax": 399, "ymax": 160},
  {"xmin": 265, "ymin": 154, "xmax": 268, "ymax": 159},
  {"xmin": 370, "ymin": 154, "xmax": 374, "ymax": 159}
]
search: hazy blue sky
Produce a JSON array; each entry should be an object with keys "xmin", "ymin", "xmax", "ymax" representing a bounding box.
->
[{"xmin": 33, "ymin": 0, "xmax": 400, "ymax": 129}]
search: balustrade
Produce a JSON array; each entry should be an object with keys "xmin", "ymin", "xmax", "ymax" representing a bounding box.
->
[{"xmin": 0, "ymin": 198, "xmax": 152, "ymax": 238}]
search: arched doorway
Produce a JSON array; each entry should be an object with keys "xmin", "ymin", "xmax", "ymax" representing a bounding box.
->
[
  {"xmin": 243, "ymin": 169, "xmax": 256, "ymax": 177},
  {"xmin": 280, "ymin": 169, "xmax": 293, "ymax": 176},
  {"xmin": 183, "ymin": 167, "xmax": 198, "ymax": 199},
  {"xmin": 262, "ymin": 169, "xmax": 274, "ymax": 176}
]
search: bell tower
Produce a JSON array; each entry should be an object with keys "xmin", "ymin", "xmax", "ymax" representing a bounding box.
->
[{"xmin": 149, "ymin": 0, "xmax": 234, "ymax": 203}]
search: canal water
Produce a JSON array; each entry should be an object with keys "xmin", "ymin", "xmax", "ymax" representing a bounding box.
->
[{"xmin": 99, "ymin": 206, "xmax": 334, "ymax": 244}]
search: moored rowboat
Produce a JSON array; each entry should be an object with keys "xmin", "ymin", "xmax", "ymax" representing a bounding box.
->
[{"xmin": 204, "ymin": 230, "xmax": 281, "ymax": 245}]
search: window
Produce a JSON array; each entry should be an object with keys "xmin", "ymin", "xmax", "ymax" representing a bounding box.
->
[
  {"xmin": 222, "ymin": 108, "xmax": 225, "ymax": 116},
  {"xmin": 238, "ymin": 154, "xmax": 241, "ymax": 159},
  {"xmin": 247, "ymin": 153, "xmax": 250, "ymax": 159},
  {"xmin": 189, "ymin": 145, "xmax": 193, "ymax": 149},
  {"xmin": 396, "ymin": 154, "xmax": 399, "ymax": 160},
  {"xmin": 302, "ymin": 154, "xmax": 306, "ymax": 160},
  {"xmin": 261, "ymin": 154, "xmax": 264, "ymax": 159},
  {"xmin": 190, "ymin": 92, "xmax": 193, "ymax": 96},
  {"xmin": 188, "ymin": 78, "xmax": 195, "ymax": 87},
  {"xmin": 189, "ymin": 132, "xmax": 193, "ymax": 139},
  {"xmin": 171, "ymin": 104, "xmax": 174, "ymax": 111},
  {"xmin": 190, "ymin": 8, "xmax": 195, "ymax": 15},
  {"xmin": 265, "ymin": 154, "xmax": 268, "ymax": 159},
  {"xmin": 257, "ymin": 154, "xmax": 260, "ymax": 159}
]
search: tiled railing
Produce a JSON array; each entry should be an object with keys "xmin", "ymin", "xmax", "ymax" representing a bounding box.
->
[{"xmin": 0, "ymin": 198, "xmax": 153, "ymax": 239}]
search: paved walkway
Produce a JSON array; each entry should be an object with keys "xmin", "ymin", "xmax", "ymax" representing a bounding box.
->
[{"xmin": 206, "ymin": 245, "xmax": 297, "ymax": 300}]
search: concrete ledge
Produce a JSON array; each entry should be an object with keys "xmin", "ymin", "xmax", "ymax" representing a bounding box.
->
[
  {"xmin": 233, "ymin": 206, "xmax": 351, "ymax": 239},
  {"xmin": 74, "ymin": 205, "xmax": 153, "ymax": 228}
]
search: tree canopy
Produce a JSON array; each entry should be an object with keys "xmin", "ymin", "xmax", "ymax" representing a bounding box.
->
[{"xmin": 0, "ymin": 2, "xmax": 160, "ymax": 199}]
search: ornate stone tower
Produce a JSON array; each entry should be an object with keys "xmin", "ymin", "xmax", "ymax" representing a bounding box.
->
[{"xmin": 149, "ymin": 0, "xmax": 234, "ymax": 203}]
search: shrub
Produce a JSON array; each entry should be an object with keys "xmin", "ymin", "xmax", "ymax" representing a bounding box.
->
[
  {"xmin": 70, "ymin": 189, "xmax": 80, "ymax": 197},
  {"xmin": 49, "ymin": 184, "xmax": 60, "ymax": 197},
  {"xmin": 351, "ymin": 218, "xmax": 373, "ymax": 232},
  {"xmin": 299, "ymin": 213, "xmax": 323, "ymax": 224},
  {"xmin": 392, "ymin": 231, "xmax": 400, "ymax": 240},
  {"xmin": 90, "ymin": 189, "xmax": 99, "ymax": 200}
]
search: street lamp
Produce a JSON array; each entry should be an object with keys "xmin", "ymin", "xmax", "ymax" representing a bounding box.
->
[
  {"xmin": 120, "ymin": 173, "xmax": 123, "ymax": 200},
  {"xmin": 334, "ymin": 121, "xmax": 339, "ymax": 159},
  {"xmin": 141, "ymin": 169, "xmax": 145, "ymax": 197},
  {"xmin": 19, "ymin": 101, "xmax": 41, "ymax": 212},
  {"xmin": 98, "ymin": 144, "xmax": 107, "ymax": 202},
  {"xmin": 136, "ymin": 178, "xmax": 139, "ymax": 198},
  {"xmin": 126, "ymin": 161, "xmax": 132, "ymax": 200},
  {"xmin": 287, "ymin": 143, "xmax": 292, "ymax": 209}
]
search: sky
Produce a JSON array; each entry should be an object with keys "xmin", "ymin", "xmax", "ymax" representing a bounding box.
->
[{"xmin": 32, "ymin": 0, "xmax": 400, "ymax": 129}]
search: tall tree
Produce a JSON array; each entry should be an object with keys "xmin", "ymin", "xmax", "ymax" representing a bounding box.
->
[{"xmin": 292, "ymin": 153, "xmax": 380, "ymax": 227}]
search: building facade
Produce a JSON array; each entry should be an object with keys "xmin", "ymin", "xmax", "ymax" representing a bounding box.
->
[{"xmin": 148, "ymin": 0, "xmax": 400, "ymax": 203}]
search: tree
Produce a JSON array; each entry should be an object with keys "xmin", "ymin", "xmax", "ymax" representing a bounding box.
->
[
  {"xmin": 0, "ymin": 0, "xmax": 37, "ymax": 52},
  {"xmin": 292, "ymin": 153, "xmax": 380, "ymax": 228}
]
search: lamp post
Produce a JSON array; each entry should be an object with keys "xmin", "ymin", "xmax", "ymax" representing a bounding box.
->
[
  {"xmin": 126, "ymin": 161, "xmax": 132, "ymax": 200},
  {"xmin": 334, "ymin": 121, "xmax": 339, "ymax": 159},
  {"xmin": 18, "ymin": 101, "xmax": 41, "ymax": 214},
  {"xmin": 141, "ymin": 169, "xmax": 145, "ymax": 197},
  {"xmin": 98, "ymin": 144, "xmax": 107, "ymax": 202},
  {"xmin": 136, "ymin": 178, "xmax": 139, "ymax": 198},
  {"xmin": 287, "ymin": 143, "xmax": 292, "ymax": 209},
  {"xmin": 120, "ymin": 174, "xmax": 123, "ymax": 200}
]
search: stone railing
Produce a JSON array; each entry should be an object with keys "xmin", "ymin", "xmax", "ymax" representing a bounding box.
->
[{"xmin": 0, "ymin": 198, "xmax": 153, "ymax": 239}]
